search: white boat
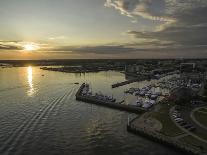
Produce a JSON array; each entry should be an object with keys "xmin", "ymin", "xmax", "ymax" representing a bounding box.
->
[
  {"xmin": 155, "ymin": 91, "xmax": 162, "ymax": 96},
  {"xmin": 145, "ymin": 93, "xmax": 150, "ymax": 97},
  {"xmin": 142, "ymin": 100, "xmax": 153, "ymax": 109}
]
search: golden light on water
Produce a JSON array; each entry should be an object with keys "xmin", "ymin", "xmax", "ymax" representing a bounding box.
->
[{"xmin": 27, "ymin": 66, "xmax": 34, "ymax": 96}]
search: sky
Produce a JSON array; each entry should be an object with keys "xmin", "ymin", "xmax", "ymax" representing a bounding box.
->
[{"xmin": 0, "ymin": 0, "xmax": 207, "ymax": 59}]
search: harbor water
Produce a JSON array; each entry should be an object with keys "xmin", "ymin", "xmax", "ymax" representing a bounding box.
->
[{"xmin": 0, "ymin": 67, "xmax": 182, "ymax": 155}]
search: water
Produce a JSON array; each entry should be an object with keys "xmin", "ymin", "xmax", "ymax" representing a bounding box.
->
[{"xmin": 0, "ymin": 67, "xmax": 182, "ymax": 155}]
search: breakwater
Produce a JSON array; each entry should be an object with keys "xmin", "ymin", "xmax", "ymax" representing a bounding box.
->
[
  {"xmin": 76, "ymin": 83, "xmax": 147, "ymax": 114},
  {"xmin": 112, "ymin": 79, "xmax": 139, "ymax": 88},
  {"xmin": 111, "ymin": 75, "xmax": 147, "ymax": 88},
  {"xmin": 127, "ymin": 118, "xmax": 203, "ymax": 155}
]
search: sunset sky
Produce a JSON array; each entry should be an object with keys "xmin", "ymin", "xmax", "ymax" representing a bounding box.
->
[{"xmin": 0, "ymin": 0, "xmax": 207, "ymax": 59}]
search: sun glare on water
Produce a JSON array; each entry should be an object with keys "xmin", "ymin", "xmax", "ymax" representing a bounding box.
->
[{"xmin": 27, "ymin": 66, "xmax": 34, "ymax": 96}]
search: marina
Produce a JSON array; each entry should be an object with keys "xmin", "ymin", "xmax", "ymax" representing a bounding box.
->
[
  {"xmin": 2, "ymin": 67, "xmax": 179, "ymax": 155},
  {"xmin": 0, "ymin": 60, "xmax": 207, "ymax": 155},
  {"xmin": 1, "ymin": 0, "xmax": 207, "ymax": 153},
  {"xmin": 75, "ymin": 74, "xmax": 192, "ymax": 114},
  {"xmin": 76, "ymin": 83, "xmax": 147, "ymax": 113}
]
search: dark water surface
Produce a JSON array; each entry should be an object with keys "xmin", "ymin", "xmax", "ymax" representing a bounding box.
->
[{"xmin": 0, "ymin": 67, "xmax": 182, "ymax": 155}]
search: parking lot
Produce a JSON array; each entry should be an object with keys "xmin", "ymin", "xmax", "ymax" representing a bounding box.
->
[{"xmin": 172, "ymin": 103, "xmax": 207, "ymax": 142}]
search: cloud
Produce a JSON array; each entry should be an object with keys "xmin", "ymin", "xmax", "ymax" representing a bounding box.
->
[
  {"xmin": 105, "ymin": 0, "xmax": 207, "ymax": 23},
  {"xmin": 51, "ymin": 45, "xmax": 139, "ymax": 54},
  {"xmin": 2, "ymin": 0, "xmax": 207, "ymax": 59},
  {"xmin": 48, "ymin": 36, "xmax": 67, "ymax": 40},
  {"xmin": 109, "ymin": 0, "xmax": 207, "ymax": 56},
  {"xmin": 47, "ymin": 41, "xmax": 207, "ymax": 56},
  {"xmin": 0, "ymin": 41, "xmax": 46, "ymax": 51},
  {"xmin": 1, "ymin": 40, "xmax": 206, "ymax": 58},
  {"xmin": 0, "ymin": 41, "xmax": 23, "ymax": 51},
  {"xmin": 127, "ymin": 12, "xmax": 207, "ymax": 48}
]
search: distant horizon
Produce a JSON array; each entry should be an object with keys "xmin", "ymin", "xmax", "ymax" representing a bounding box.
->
[{"xmin": 1, "ymin": 58, "xmax": 207, "ymax": 62}]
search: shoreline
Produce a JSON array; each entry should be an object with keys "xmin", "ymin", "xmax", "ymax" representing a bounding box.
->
[{"xmin": 127, "ymin": 121, "xmax": 202, "ymax": 155}]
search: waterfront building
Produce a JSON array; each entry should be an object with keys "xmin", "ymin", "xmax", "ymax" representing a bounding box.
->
[{"xmin": 180, "ymin": 63, "xmax": 196, "ymax": 73}]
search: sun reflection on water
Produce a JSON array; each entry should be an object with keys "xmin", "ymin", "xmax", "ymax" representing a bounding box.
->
[{"xmin": 27, "ymin": 66, "xmax": 34, "ymax": 96}]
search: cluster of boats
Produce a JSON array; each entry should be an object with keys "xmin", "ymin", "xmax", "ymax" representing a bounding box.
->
[
  {"xmin": 131, "ymin": 98, "xmax": 156, "ymax": 109},
  {"xmin": 80, "ymin": 84, "xmax": 116, "ymax": 103},
  {"xmin": 157, "ymin": 77, "xmax": 201, "ymax": 92},
  {"xmin": 125, "ymin": 85, "xmax": 162, "ymax": 100},
  {"xmin": 81, "ymin": 84, "xmax": 90, "ymax": 95},
  {"xmin": 91, "ymin": 93, "xmax": 116, "ymax": 102},
  {"xmin": 125, "ymin": 85, "xmax": 163, "ymax": 109}
]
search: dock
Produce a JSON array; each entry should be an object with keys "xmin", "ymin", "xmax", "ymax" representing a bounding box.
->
[
  {"xmin": 112, "ymin": 79, "xmax": 138, "ymax": 88},
  {"xmin": 76, "ymin": 83, "xmax": 147, "ymax": 114},
  {"xmin": 111, "ymin": 76, "xmax": 146, "ymax": 88}
]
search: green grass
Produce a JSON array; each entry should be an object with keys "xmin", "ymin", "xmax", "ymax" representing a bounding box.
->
[
  {"xmin": 148, "ymin": 103, "xmax": 184, "ymax": 137},
  {"xmin": 198, "ymin": 107, "xmax": 207, "ymax": 113},
  {"xmin": 194, "ymin": 110, "xmax": 207, "ymax": 127},
  {"xmin": 180, "ymin": 135, "xmax": 207, "ymax": 152},
  {"xmin": 195, "ymin": 132, "xmax": 207, "ymax": 141},
  {"xmin": 187, "ymin": 107, "xmax": 207, "ymax": 143}
]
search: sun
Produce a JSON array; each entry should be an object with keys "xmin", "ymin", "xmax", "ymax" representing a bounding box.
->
[{"xmin": 23, "ymin": 43, "xmax": 39, "ymax": 51}]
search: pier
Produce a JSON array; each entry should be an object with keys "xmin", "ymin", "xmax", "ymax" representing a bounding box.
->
[
  {"xmin": 112, "ymin": 79, "xmax": 139, "ymax": 88},
  {"xmin": 112, "ymin": 76, "xmax": 146, "ymax": 88},
  {"xmin": 76, "ymin": 83, "xmax": 147, "ymax": 114}
]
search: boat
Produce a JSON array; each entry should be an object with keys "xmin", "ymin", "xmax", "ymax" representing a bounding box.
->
[
  {"xmin": 147, "ymin": 90, "xmax": 152, "ymax": 94},
  {"xmin": 150, "ymin": 94, "xmax": 158, "ymax": 100},
  {"xmin": 155, "ymin": 91, "xmax": 162, "ymax": 96},
  {"xmin": 142, "ymin": 100, "xmax": 153, "ymax": 109},
  {"xmin": 134, "ymin": 91, "xmax": 140, "ymax": 96},
  {"xmin": 125, "ymin": 88, "xmax": 135, "ymax": 94},
  {"xmin": 74, "ymin": 82, "xmax": 79, "ymax": 84},
  {"xmin": 145, "ymin": 93, "xmax": 150, "ymax": 97},
  {"xmin": 164, "ymin": 93, "xmax": 170, "ymax": 96},
  {"xmin": 139, "ymin": 91, "xmax": 145, "ymax": 96},
  {"xmin": 128, "ymin": 89, "xmax": 134, "ymax": 94},
  {"xmin": 136, "ymin": 99, "xmax": 142, "ymax": 107}
]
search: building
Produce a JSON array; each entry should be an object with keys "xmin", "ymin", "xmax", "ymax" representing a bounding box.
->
[
  {"xmin": 125, "ymin": 65, "xmax": 144, "ymax": 73},
  {"xmin": 180, "ymin": 63, "xmax": 196, "ymax": 73}
]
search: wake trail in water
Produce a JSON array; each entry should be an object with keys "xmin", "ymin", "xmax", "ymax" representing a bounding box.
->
[
  {"xmin": 0, "ymin": 85, "xmax": 75, "ymax": 155},
  {"xmin": 0, "ymin": 82, "xmax": 74, "ymax": 100},
  {"xmin": 53, "ymin": 85, "xmax": 78, "ymax": 116},
  {"xmin": 31, "ymin": 85, "xmax": 76, "ymax": 128}
]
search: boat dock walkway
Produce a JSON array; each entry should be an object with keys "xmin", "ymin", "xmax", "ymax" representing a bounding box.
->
[
  {"xmin": 76, "ymin": 83, "xmax": 147, "ymax": 114},
  {"xmin": 112, "ymin": 76, "xmax": 146, "ymax": 88}
]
